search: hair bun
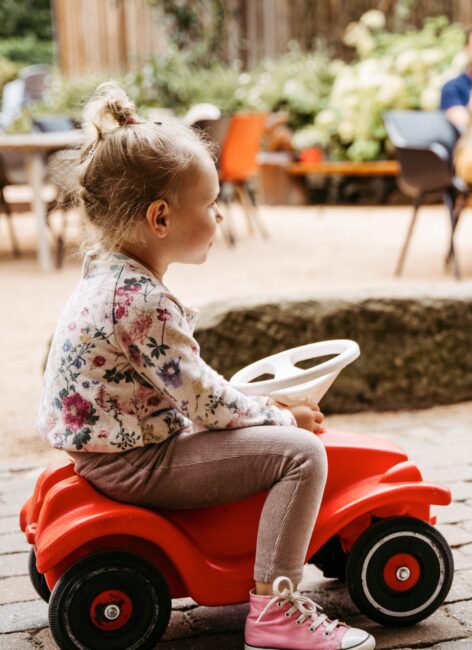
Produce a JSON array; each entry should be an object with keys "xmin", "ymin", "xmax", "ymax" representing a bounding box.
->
[{"xmin": 83, "ymin": 81, "xmax": 138, "ymax": 139}]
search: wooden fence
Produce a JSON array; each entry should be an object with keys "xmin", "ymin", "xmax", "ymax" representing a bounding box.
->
[
  {"xmin": 53, "ymin": 0, "xmax": 165, "ymax": 76},
  {"xmin": 53, "ymin": 0, "xmax": 472, "ymax": 77}
]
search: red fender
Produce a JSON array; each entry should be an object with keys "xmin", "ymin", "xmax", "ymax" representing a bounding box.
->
[
  {"xmin": 307, "ymin": 461, "xmax": 451, "ymax": 556},
  {"xmin": 35, "ymin": 475, "xmax": 255, "ymax": 605}
]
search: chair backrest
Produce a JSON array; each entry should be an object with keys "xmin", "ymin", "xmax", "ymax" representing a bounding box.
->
[
  {"xmin": 193, "ymin": 116, "xmax": 232, "ymax": 162},
  {"xmin": 218, "ymin": 113, "xmax": 267, "ymax": 182},
  {"xmin": 20, "ymin": 64, "xmax": 51, "ymax": 104},
  {"xmin": 32, "ymin": 116, "xmax": 77, "ymax": 132},
  {"xmin": 384, "ymin": 110, "xmax": 459, "ymax": 154},
  {"xmin": 384, "ymin": 110, "xmax": 460, "ymax": 195},
  {"xmin": 0, "ymin": 78, "xmax": 25, "ymax": 129}
]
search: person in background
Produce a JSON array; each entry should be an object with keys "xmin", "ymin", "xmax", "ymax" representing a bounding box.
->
[{"xmin": 440, "ymin": 26, "xmax": 472, "ymax": 132}]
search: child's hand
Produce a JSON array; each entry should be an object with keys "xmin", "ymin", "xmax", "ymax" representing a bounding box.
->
[
  {"xmin": 268, "ymin": 399, "xmax": 324, "ymax": 434},
  {"xmin": 288, "ymin": 404, "xmax": 324, "ymax": 433}
]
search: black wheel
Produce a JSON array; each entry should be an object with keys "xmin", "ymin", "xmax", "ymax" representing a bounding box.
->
[
  {"xmin": 309, "ymin": 536, "xmax": 347, "ymax": 581},
  {"xmin": 346, "ymin": 517, "xmax": 454, "ymax": 627},
  {"xmin": 48, "ymin": 550, "xmax": 172, "ymax": 649},
  {"xmin": 29, "ymin": 548, "xmax": 51, "ymax": 603}
]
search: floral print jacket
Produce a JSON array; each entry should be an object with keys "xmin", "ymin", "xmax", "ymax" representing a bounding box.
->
[{"xmin": 37, "ymin": 249, "xmax": 296, "ymax": 453}]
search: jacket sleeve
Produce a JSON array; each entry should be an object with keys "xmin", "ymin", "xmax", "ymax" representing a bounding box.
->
[{"xmin": 113, "ymin": 291, "xmax": 297, "ymax": 430}]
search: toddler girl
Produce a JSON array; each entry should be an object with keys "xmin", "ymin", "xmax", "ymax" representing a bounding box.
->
[{"xmin": 37, "ymin": 82, "xmax": 375, "ymax": 650}]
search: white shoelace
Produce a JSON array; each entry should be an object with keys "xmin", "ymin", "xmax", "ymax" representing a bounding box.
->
[{"xmin": 256, "ymin": 576, "xmax": 340, "ymax": 636}]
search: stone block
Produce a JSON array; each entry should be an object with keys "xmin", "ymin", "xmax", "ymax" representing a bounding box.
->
[
  {"xmin": 445, "ymin": 568, "xmax": 472, "ymax": 603},
  {"xmin": 0, "ymin": 552, "xmax": 28, "ymax": 578},
  {"xmin": 195, "ymin": 294, "xmax": 472, "ymax": 413},
  {"xmin": 430, "ymin": 641, "xmax": 472, "ymax": 649},
  {"xmin": 450, "ymin": 483, "xmax": 472, "ymax": 502},
  {"xmin": 452, "ymin": 548, "xmax": 472, "ymax": 571},
  {"xmin": 0, "ymin": 632, "xmax": 36, "ymax": 649},
  {"xmin": 171, "ymin": 596, "xmax": 198, "ymax": 611},
  {"xmin": 437, "ymin": 523, "xmax": 472, "ymax": 548},
  {"xmin": 0, "ymin": 600, "xmax": 48, "ymax": 633},
  {"xmin": 446, "ymin": 600, "xmax": 472, "ymax": 630},
  {"xmin": 0, "ymin": 516, "xmax": 21, "ymax": 535},
  {"xmin": 28, "ymin": 628, "xmax": 57, "ymax": 650},
  {"xmin": 160, "ymin": 632, "xmax": 243, "ymax": 649},
  {"xmin": 0, "ymin": 478, "xmax": 37, "ymax": 496},
  {"xmin": 436, "ymin": 502, "xmax": 472, "ymax": 525},
  {"xmin": 0, "ymin": 533, "xmax": 30, "ymax": 554},
  {"xmin": 0, "ymin": 576, "xmax": 37, "ymax": 605},
  {"xmin": 161, "ymin": 609, "xmax": 196, "ymax": 641},
  {"xmin": 0, "ymin": 503, "xmax": 23, "ymax": 518},
  {"xmin": 187, "ymin": 603, "xmax": 248, "ymax": 636},
  {"xmin": 350, "ymin": 606, "xmax": 468, "ymax": 649}
]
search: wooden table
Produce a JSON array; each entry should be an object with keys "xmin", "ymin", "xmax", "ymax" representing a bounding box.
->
[{"xmin": 0, "ymin": 130, "xmax": 84, "ymax": 271}]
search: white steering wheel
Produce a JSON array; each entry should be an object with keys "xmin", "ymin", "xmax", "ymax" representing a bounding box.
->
[{"xmin": 230, "ymin": 339, "xmax": 360, "ymax": 406}]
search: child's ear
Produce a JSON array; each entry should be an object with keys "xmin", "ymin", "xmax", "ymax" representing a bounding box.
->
[{"xmin": 146, "ymin": 199, "xmax": 169, "ymax": 238}]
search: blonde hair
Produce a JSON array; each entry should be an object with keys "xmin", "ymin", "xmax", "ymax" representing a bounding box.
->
[{"xmin": 78, "ymin": 81, "xmax": 215, "ymax": 250}]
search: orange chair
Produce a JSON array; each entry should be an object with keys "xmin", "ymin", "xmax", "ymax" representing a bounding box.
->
[{"xmin": 218, "ymin": 113, "xmax": 269, "ymax": 244}]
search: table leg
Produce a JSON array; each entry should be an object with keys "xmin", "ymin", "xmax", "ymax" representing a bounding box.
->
[{"xmin": 27, "ymin": 152, "xmax": 52, "ymax": 272}]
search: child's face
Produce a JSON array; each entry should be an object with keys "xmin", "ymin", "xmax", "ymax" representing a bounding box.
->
[{"xmin": 169, "ymin": 154, "xmax": 223, "ymax": 264}]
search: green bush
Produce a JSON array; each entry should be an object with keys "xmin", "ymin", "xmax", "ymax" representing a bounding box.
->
[
  {"xmin": 294, "ymin": 13, "xmax": 466, "ymax": 160},
  {"xmin": 0, "ymin": 57, "xmax": 21, "ymax": 93},
  {"xmin": 0, "ymin": 36, "xmax": 54, "ymax": 65}
]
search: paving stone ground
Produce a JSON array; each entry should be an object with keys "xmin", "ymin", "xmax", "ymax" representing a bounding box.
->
[{"xmin": 0, "ymin": 403, "xmax": 471, "ymax": 649}]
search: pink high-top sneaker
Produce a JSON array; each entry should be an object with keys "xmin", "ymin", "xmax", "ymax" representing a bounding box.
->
[{"xmin": 245, "ymin": 577, "xmax": 376, "ymax": 650}]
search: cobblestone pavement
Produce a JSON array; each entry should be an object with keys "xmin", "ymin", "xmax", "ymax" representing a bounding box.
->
[{"xmin": 1, "ymin": 403, "xmax": 471, "ymax": 649}]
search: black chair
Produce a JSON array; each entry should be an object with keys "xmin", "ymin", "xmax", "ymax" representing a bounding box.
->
[{"xmin": 384, "ymin": 110, "xmax": 467, "ymax": 279}]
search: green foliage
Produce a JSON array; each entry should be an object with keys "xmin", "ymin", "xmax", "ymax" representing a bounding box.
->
[
  {"xmin": 4, "ymin": 10, "xmax": 468, "ymax": 161},
  {"xmin": 125, "ymin": 43, "xmax": 334, "ymax": 129},
  {"xmin": 0, "ymin": 58, "xmax": 21, "ymax": 91},
  {"xmin": 0, "ymin": 0, "xmax": 52, "ymax": 40},
  {"xmin": 125, "ymin": 44, "xmax": 243, "ymax": 114},
  {"xmin": 0, "ymin": 36, "xmax": 54, "ymax": 65}
]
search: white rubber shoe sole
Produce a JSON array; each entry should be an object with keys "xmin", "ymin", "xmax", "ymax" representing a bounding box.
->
[{"xmin": 244, "ymin": 634, "xmax": 376, "ymax": 650}]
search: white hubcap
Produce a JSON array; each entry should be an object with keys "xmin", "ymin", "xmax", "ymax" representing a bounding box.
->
[
  {"xmin": 396, "ymin": 566, "xmax": 411, "ymax": 582},
  {"xmin": 104, "ymin": 604, "xmax": 120, "ymax": 620}
]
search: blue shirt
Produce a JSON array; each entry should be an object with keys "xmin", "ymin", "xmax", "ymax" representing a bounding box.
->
[{"xmin": 440, "ymin": 72, "xmax": 472, "ymax": 111}]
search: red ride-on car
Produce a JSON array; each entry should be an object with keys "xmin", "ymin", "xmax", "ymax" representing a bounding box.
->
[{"xmin": 20, "ymin": 341, "xmax": 454, "ymax": 649}]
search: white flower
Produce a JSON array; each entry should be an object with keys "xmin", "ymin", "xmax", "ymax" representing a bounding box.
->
[
  {"xmin": 357, "ymin": 33, "xmax": 375, "ymax": 58},
  {"xmin": 292, "ymin": 126, "xmax": 328, "ymax": 150},
  {"xmin": 420, "ymin": 87, "xmax": 440, "ymax": 110},
  {"xmin": 283, "ymin": 79, "xmax": 300, "ymax": 96},
  {"xmin": 329, "ymin": 60, "xmax": 346, "ymax": 76},
  {"xmin": 238, "ymin": 72, "xmax": 251, "ymax": 85},
  {"xmin": 395, "ymin": 49, "xmax": 418, "ymax": 74},
  {"xmin": 420, "ymin": 48, "xmax": 443, "ymax": 67},
  {"xmin": 338, "ymin": 120, "xmax": 356, "ymax": 143},
  {"xmin": 377, "ymin": 75, "xmax": 406, "ymax": 106},
  {"xmin": 343, "ymin": 22, "xmax": 369, "ymax": 48},
  {"xmin": 360, "ymin": 10, "xmax": 386, "ymax": 31},
  {"xmin": 315, "ymin": 109, "xmax": 338, "ymax": 130}
]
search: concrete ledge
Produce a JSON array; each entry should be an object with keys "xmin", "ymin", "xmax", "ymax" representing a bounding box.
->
[{"xmin": 195, "ymin": 287, "xmax": 472, "ymax": 413}]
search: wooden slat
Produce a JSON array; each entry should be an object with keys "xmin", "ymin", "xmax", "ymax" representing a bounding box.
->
[{"xmin": 289, "ymin": 160, "xmax": 400, "ymax": 176}]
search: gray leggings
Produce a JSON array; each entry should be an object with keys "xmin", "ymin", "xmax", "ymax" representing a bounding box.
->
[{"xmin": 69, "ymin": 425, "xmax": 328, "ymax": 585}]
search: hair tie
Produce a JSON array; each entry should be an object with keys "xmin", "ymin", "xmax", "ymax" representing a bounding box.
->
[{"xmin": 121, "ymin": 116, "xmax": 137, "ymax": 126}]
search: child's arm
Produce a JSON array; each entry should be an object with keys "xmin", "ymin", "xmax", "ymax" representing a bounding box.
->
[{"xmin": 114, "ymin": 293, "xmax": 297, "ymax": 430}]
